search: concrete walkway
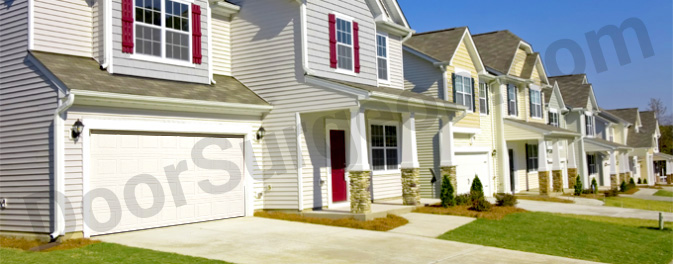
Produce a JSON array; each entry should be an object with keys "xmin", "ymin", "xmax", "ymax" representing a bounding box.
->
[
  {"xmin": 97, "ymin": 217, "xmax": 599, "ymax": 264},
  {"xmin": 513, "ymin": 199, "xmax": 673, "ymax": 221},
  {"xmin": 389, "ymin": 213, "xmax": 475, "ymax": 238},
  {"xmin": 621, "ymin": 189, "xmax": 673, "ymax": 202}
]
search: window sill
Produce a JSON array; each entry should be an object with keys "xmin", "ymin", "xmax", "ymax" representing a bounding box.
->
[
  {"xmin": 129, "ymin": 54, "xmax": 197, "ymax": 68},
  {"xmin": 335, "ymin": 68, "xmax": 357, "ymax": 76},
  {"xmin": 531, "ymin": 116, "xmax": 543, "ymax": 120},
  {"xmin": 377, "ymin": 80, "xmax": 392, "ymax": 87}
]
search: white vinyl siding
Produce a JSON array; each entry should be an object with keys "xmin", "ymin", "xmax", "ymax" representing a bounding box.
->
[
  {"xmin": 32, "ymin": 0, "xmax": 93, "ymax": 57},
  {"xmin": 211, "ymin": 14, "xmax": 232, "ymax": 76},
  {"xmin": 404, "ymin": 50, "xmax": 443, "ymax": 98}
]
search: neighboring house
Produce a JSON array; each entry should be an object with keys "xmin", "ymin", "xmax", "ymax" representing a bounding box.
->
[
  {"xmin": 0, "ymin": 0, "xmax": 273, "ymax": 239},
  {"xmin": 403, "ymin": 27, "xmax": 496, "ymax": 197},
  {"xmin": 595, "ymin": 110, "xmax": 634, "ymax": 187},
  {"xmin": 653, "ymin": 153, "xmax": 673, "ymax": 184},
  {"xmin": 472, "ymin": 31, "xmax": 579, "ymax": 195},
  {"xmin": 607, "ymin": 109, "xmax": 661, "ymax": 185},
  {"xmin": 228, "ymin": 0, "xmax": 466, "ymax": 215}
]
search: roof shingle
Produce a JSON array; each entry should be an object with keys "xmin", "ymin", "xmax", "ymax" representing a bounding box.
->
[
  {"xmin": 548, "ymin": 74, "xmax": 590, "ymax": 108},
  {"xmin": 404, "ymin": 27, "xmax": 467, "ymax": 62},
  {"xmin": 472, "ymin": 30, "xmax": 524, "ymax": 75}
]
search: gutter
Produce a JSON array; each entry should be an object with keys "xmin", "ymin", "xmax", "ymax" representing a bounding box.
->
[{"xmin": 50, "ymin": 93, "xmax": 75, "ymax": 241}]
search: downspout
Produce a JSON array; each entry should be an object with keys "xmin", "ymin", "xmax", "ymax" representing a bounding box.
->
[
  {"xmin": 100, "ymin": 0, "xmax": 113, "ymax": 71},
  {"xmin": 295, "ymin": 0, "xmax": 309, "ymax": 211},
  {"xmin": 296, "ymin": 0, "xmax": 314, "ymax": 76},
  {"xmin": 50, "ymin": 93, "xmax": 75, "ymax": 241},
  {"xmin": 207, "ymin": 2, "xmax": 215, "ymax": 84}
]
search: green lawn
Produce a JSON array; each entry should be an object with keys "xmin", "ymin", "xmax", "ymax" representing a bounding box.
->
[
  {"xmin": 554, "ymin": 213, "xmax": 673, "ymax": 229},
  {"xmin": 654, "ymin": 190, "xmax": 673, "ymax": 197},
  {"xmin": 439, "ymin": 212, "xmax": 673, "ymax": 264},
  {"xmin": 604, "ymin": 197, "xmax": 673, "ymax": 212},
  {"xmin": 0, "ymin": 242, "xmax": 229, "ymax": 264}
]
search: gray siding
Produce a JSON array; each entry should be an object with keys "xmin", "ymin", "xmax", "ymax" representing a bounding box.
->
[
  {"xmin": 33, "ymin": 0, "xmax": 93, "ymax": 57},
  {"xmin": 403, "ymin": 50, "xmax": 443, "ymax": 99},
  {"xmin": 384, "ymin": 33, "xmax": 404, "ymax": 89},
  {"xmin": 0, "ymin": 0, "xmax": 59, "ymax": 234},
  {"xmin": 212, "ymin": 14, "xmax": 232, "ymax": 76},
  {"xmin": 231, "ymin": 0, "xmax": 358, "ymax": 210},
  {"xmin": 111, "ymin": 0, "xmax": 210, "ymax": 84}
]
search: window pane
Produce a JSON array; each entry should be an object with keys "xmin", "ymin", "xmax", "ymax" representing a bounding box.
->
[
  {"xmin": 337, "ymin": 45, "xmax": 352, "ymax": 70},
  {"xmin": 385, "ymin": 126, "xmax": 397, "ymax": 147},
  {"xmin": 371, "ymin": 125, "xmax": 384, "ymax": 147},
  {"xmin": 386, "ymin": 149, "xmax": 398, "ymax": 170},
  {"xmin": 480, "ymin": 98, "xmax": 487, "ymax": 114},
  {"xmin": 372, "ymin": 149, "xmax": 385, "ymax": 171},
  {"xmin": 455, "ymin": 76, "xmax": 463, "ymax": 93},
  {"xmin": 378, "ymin": 58, "xmax": 388, "ymax": 80}
]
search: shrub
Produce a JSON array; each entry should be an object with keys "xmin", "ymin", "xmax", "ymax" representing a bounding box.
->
[
  {"xmin": 440, "ymin": 174, "xmax": 455, "ymax": 208},
  {"xmin": 455, "ymin": 193, "xmax": 472, "ymax": 206},
  {"xmin": 644, "ymin": 178, "xmax": 648, "ymax": 184},
  {"xmin": 629, "ymin": 178, "xmax": 635, "ymax": 185},
  {"xmin": 591, "ymin": 178, "xmax": 598, "ymax": 194},
  {"xmin": 495, "ymin": 193, "xmax": 517, "ymax": 206},
  {"xmin": 620, "ymin": 181, "xmax": 627, "ymax": 192},
  {"xmin": 574, "ymin": 175, "xmax": 583, "ymax": 196},
  {"xmin": 471, "ymin": 197, "xmax": 492, "ymax": 212},
  {"xmin": 604, "ymin": 188, "xmax": 619, "ymax": 197},
  {"xmin": 627, "ymin": 182, "xmax": 637, "ymax": 191},
  {"xmin": 470, "ymin": 175, "xmax": 484, "ymax": 199},
  {"xmin": 582, "ymin": 189, "xmax": 594, "ymax": 194},
  {"xmin": 637, "ymin": 178, "xmax": 642, "ymax": 184}
]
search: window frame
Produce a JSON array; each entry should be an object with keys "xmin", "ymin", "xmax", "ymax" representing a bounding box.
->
[
  {"xmin": 132, "ymin": 0, "xmax": 194, "ymax": 67},
  {"xmin": 375, "ymin": 32, "xmax": 389, "ymax": 84},
  {"xmin": 507, "ymin": 84, "xmax": 518, "ymax": 117},
  {"xmin": 369, "ymin": 122, "xmax": 400, "ymax": 172},
  {"xmin": 454, "ymin": 72, "xmax": 474, "ymax": 112},
  {"xmin": 526, "ymin": 144, "xmax": 539, "ymax": 172},
  {"xmin": 587, "ymin": 154, "xmax": 597, "ymax": 175},
  {"xmin": 530, "ymin": 89, "xmax": 542, "ymax": 119},
  {"xmin": 585, "ymin": 113, "xmax": 595, "ymax": 137},
  {"xmin": 478, "ymin": 82, "xmax": 488, "ymax": 115},
  {"xmin": 334, "ymin": 13, "xmax": 355, "ymax": 74}
]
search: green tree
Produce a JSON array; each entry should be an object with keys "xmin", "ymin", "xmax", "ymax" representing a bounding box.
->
[
  {"xmin": 440, "ymin": 175, "xmax": 455, "ymax": 208},
  {"xmin": 470, "ymin": 175, "xmax": 484, "ymax": 198},
  {"xmin": 659, "ymin": 125, "xmax": 672, "ymax": 155},
  {"xmin": 574, "ymin": 175, "xmax": 583, "ymax": 196},
  {"xmin": 591, "ymin": 178, "xmax": 598, "ymax": 194}
]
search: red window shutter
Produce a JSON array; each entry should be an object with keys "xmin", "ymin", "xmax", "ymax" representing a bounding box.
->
[
  {"xmin": 192, "ymin": 4, "xmax": 202, "ymax": 64},
  {"xmin": 353, "ymin": 22, "xmax": 360, "ymax": 73},
  {"xmin": 121, "ymin": 0, "xmax": 133, "ymax": 53},
  {"xmin": 328, "ymin": 14, "xmax": 337, "ymax": 68}
]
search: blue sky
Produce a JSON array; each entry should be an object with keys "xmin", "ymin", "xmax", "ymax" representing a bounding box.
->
[{"xmin": 398, "ymin": 0, "xmax": 673, "ymax": 114}]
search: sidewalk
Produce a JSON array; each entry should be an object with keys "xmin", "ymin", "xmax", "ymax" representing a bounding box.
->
[
  {"xmin": 621, "ymin": 188, "xmax": 673, "ymax": 202},
  {"xmin": 511, "ymin": 199, "xmax": 673, "ymax": 221}
]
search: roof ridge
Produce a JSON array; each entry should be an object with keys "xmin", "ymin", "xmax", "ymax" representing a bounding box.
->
[
  {"xmin": 549, "ymin": 73, "xmax": 586, "ymax": 78},
  {"xmin": 607, "ymin": 107, "xmax": 639, "ymax": 111},
  {"xmin": 473, "ymin": 29, "xmax": 508, "ymax": 36},
  {"xmin": 413, "ymin": 26, "xmax": 466, "ymax": 36}
]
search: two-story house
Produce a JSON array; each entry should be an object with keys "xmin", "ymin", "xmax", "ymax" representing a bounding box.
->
[
  {"xmin": 607, "ymin": 109, "xmax": 661, "ymax": 185},
  {"xmin": 472, "ymin": 31, "xmax": 579, "ymax": 195},
  {"xmin": 594, "ymin": 110, "xmax": 634, "ymax": 188},
  {"xmin": 402, "ymin": 27, "xmax": 496, "ymax": 197},
  {"xmin": 0, "ymin": 0, "xmax": 275, "ymax": 240}
]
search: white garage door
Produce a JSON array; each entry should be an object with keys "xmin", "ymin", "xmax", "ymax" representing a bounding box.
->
[
  {"xmin": 454, "ymin": 153, "xmax": 492, "ymax": 197},
  {"xmin": 88, "ymin": 132, "xmax": 245, "ymax": 236}
]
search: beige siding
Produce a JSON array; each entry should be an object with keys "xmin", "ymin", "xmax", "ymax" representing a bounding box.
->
[
  {"xmin": 92, "ymin": 0, "xmax": 104, "ymax": 62},
  {"xmin": 510, "ymin": 48, "xmax": 527, "ymax": 77},
  {"xmin": 372, "ymin": 172, "xmax": 402, "ymax": 200},
  {"xmin": 447, "ymin": 40, "xmax": 480, "ymax": 129},
  {"xmin": 415, "ymin": 118, "xmax": 440, "ymax": 197},
  {"xmin": 404, "ymin": 50, "xmax": 443, "ymax": 99},
  {"xmin": 33, "ymin": 0, "xmax": 93, "ymax": 57},
  {"xmin": 212, "ymin": 14, "xmax": 232, "ymax": 76},
  {"xmin": 0, "ymin": 0, "xmax": 60, "ymax": 234},
  {"xmin": 385, "ymin": 34, "xmax": 405, "ymax": 89}
]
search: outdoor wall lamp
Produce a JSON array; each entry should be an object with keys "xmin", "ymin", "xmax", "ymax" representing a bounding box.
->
[
  {"xmin": 71, "ymin": 119, "xmax": 85, "ymax": 140},
  {"xmin": 256, "ymin": 127, "xmax": 266, "ymax": 141}
]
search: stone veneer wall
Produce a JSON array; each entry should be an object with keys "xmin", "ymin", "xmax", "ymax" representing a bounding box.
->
[
  {"xmin": 626, "ymin": 172, "xmax": 632, "ymax": 183},
  {"xmin": 349, "ymin": 171, "xmax": 371, "ymax": 213},
  {"xmin": 440, "ymin": 166, "xmax": 457, "ymax": 192},
  {"xmin": 538, "ymin": 171, "xmax": 551, "ymax": 195},
  {"xmin": 567, "ymin": 168, "xmax": 578, "ymax": 189},
  {"xmin": 401, "ymin": 168, "xmax": 420, "ymax": 205},
  {"xmin": 610, "ymin": 174, "xmax": 619, "ymax": 188},
  {"xmin": 619, "ymin": 173, "xmax": 627, "ymax": 184},
  {"xmin": 552, "ymin": 170, "xmax": 563, "ymax": 192},
  {"xmin": 667, "ymin": 174, "xmax": 672, "ymax": 184}
]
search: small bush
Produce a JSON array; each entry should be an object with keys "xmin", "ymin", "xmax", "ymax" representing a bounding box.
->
[
  {"xmin": 471, "ymin": 198, "xmax": 492, "ymax": 212},
  {"xmin": 604, "ymin": 188, "xmax": 619, "ymax": 197},
  {"xmin": 455, "ymin": 193, "xmax": 472, "ymax": 206},
  {"xmin": 644, "ymin": 179, "xmax": 648, "ymax": 184},
  {"xmin": 620, "ymin": 181, "xmax": 627, "ymax": 192},
  {"xmin": 582, "ymin": 189, "xmax": 594, "ymax": 194},
  {"xmin": 574, "ymin": 175, "xmax": 583, "ymax": 196},
  {"xmin": 470, "ymin": 175, "xmax": 484, "ymax": 198},
  {"xmin": 591, "ymin": 178, "xmax": 598, "ymax": 194},
  {"xmin": 495, "ymin": 193, "xmax": 517, "ymax": 206},
  {"xmin": 629, "ymin": 178, "xmax": 635, "ymax": 185},
  {"xmin": 627, "ymin": 182, "xmax": 637, "ymax": 191},
  {"xmin": 637, "ymin": 178, "xmax": 642, "ymax": 184},
  {"xmin": 440, "ymin": 174, "xmax": 455, "ymax": 208}
]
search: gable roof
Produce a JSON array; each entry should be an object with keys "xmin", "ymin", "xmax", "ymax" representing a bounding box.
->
[
  {"xmin": 405, "ymin": 27, "xmax": 467, "ymax": 62},
  {"xmin": 472, "ymin": 30, "xmax": 524, "ymax": 75},
  {"xmin": 30, "ymin": 51, "xmax": 269, "ymax": 106},
  {"xmin": 626, "ymin": 111, "xmax": 658, "ymax": 148},
  {"xmin": 543, "ymin": 80, "xmax": 566, "ymax": 110},
  {"xmin": 606, "ymin": 108, "xmax": 639, "ymax": 124},
  {"xmin": 365, "ymin": 0, "xmax": 412, "ymax": 35},
  {"xmin": 548, "ymin": 74, "xmax": 595, "ymax": 109}
]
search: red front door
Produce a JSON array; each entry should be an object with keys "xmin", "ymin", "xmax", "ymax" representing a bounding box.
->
[{"xmin": 330, "ymin": 130, "xmax": 348, "ymax": 202}]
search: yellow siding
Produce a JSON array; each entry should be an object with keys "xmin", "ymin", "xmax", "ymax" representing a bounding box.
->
[
  {"xmin": 447, "ymin": 40, "xmax": 480, "ymax": 129},
  {"xmin": 531, "ymin": 64, "xmax": 542, "ymax": 85},
  {"xmin": 510, "ymin": 48, "xmax": 527, "ymax": 77}
]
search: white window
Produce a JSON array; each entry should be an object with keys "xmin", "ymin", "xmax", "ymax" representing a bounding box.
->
[
  {"xmin": 376, "ymin": 34, "xmax": 388, "ymax": 81},
  {"xmin": 507, "ymin": 84, "xmax": 517, "ymax": 116},
  {"xmin": 336, "ymin": 17, "xmax": 353, "ymax": 71},
  {"xmin": 585, "ymin": 114, "xmax": 595, "ymax": 136},
  {"xmin": 371, "ymin": 124, "xmax": 398, "ymax": 171},
  {"xmin": 609, "ymin": 127, "xmax": 614, "ymax": 142},
  {"xmin": 587, "ymin": 154, "xmax": 597, "ymax": 175},
  {"xmin": 526, "ymin": 144, "xmax": 538, "ymax": 172},
  {"xmin": 454, "ymin": 74, "xmax": 473, "ymax": 111},
  {"xmin": 530, "ymin": 89, "xmax": 542, "ymax": 118},
  {"xmin": 548, "ymin": 110, "xmax": 559, "ymax": 127},
  {"xmin": 135, "ymin": 0, "xmax": 191, "ymax": 61},
  {"xmin": 479, "ymin": 82, "xmax": 488, "ymax": 114}
]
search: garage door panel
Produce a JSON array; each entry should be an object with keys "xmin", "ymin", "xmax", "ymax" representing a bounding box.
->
[
  {"xmin": 454, "ymin": 153, "xmax": 492, "ymax": 197},
  {"xmin": 89, "ymin": 133, "xmax": 245, "ymax": 236}
]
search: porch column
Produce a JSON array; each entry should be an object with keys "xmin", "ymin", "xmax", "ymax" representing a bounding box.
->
[
  {"xmin": 439, "ymin": 116, "xmax": 457, "ymax": 190},
  {"xmin": 348, "ymin": 106, "xmax": 371, "ymax": 213},
  {"xmin": 622, "ymin": 153, "xmax": 632, "ymax": 183},
  {"xmin": 551, "ymin": 140, "xmax": 563, "ymax": 192},
  {"xmin": 400, "ymin": 112, "xmax": 420, "ymax": 205},
  {"xmin": 618, "ymin": 153, "xmax": 627, "ymax": 184},
  {"xmin": 609, "ymin": 150, "xmax": 619, "ymax": 188},
  {"xmin": 538, "ymin": 139, "xmax": 551, "ymax": 195},
  {"xmin": 567, "ymin": 140, "xmax": 578, "ymax": 189}
]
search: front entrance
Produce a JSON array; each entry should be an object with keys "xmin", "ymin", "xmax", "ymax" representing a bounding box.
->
[
  {"xmin": 509, "ymin": 149, "xmax": 516, "ymax": 193},
  {"xmin": 330, "ymin": 130, "xmax": 348, "ymax": 202}
]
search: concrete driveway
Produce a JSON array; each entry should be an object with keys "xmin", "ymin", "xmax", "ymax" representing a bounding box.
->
[{"xmin": 97, "ymin": 217, "xmax": 598, "ymax": 264}]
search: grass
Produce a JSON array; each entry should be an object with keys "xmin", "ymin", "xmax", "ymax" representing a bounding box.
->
[
  {"xmin": 515, "ymin": 195, "xmax": 574, "ymax": 203},
  {"xmin": 654, "ymin": 190, "xmax": 673, "ymax": 197},
  {"xmin": 554, "ymin": 213, "xmax": 673, "ymax": 229},
  {"xmin": 440, "ymin": 212, "xmax": 673, "ymax": 264},
  {"xmin": 0, "ymin": 238, "xmax": 228, "ymax": 264},
  {"xmin": 604, "ymin": 197, "xmax": 673, "ymax": 212},
  {"xmin": 414, "ymin": 204, "xmax": 526, "ymax": 220},
  {"xmin": 0, "ymin": 237, "xmax": 101, "ymax": 252},
  {"xmin": 254, "ymin": 211, "xmax": 408, "ymax": 231}
]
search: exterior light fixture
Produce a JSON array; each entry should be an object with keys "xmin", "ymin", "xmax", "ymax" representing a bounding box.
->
[
  {"xmin": 71, "ymin": 119, "xmax": 85, "ymax": 140},
  {"xmin": 256, "ymin": 127, "xmax": 266, "ymax": 141}
]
